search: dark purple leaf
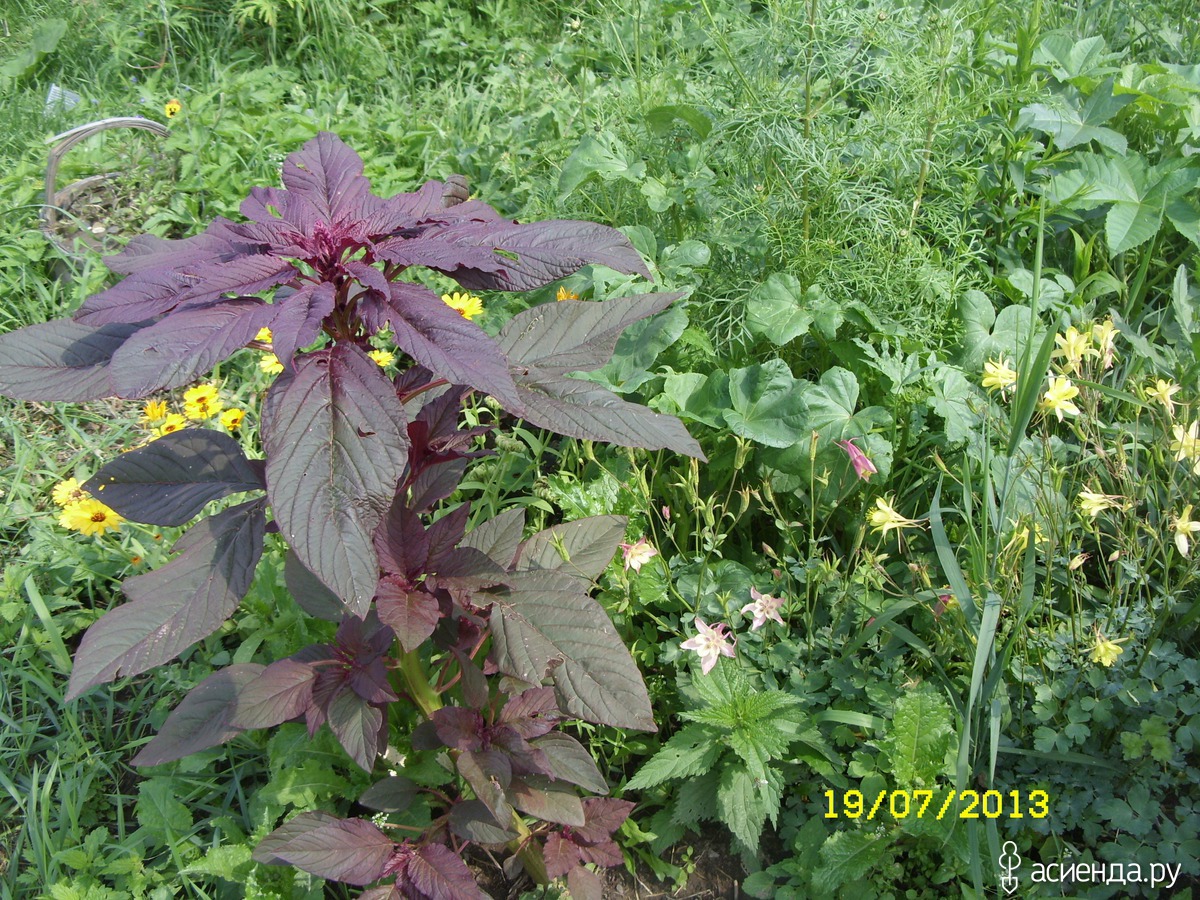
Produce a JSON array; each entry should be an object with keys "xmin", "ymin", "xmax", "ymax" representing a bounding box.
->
[
  {"xmin": 375, "ymin": 582, "xmax": 441, "ymax": 652},
  {"xmin": 407, "ymin": 458, "xmax": 467, "ymax": 512},
  {"xmin": 327, "ymin": 689, "xmax": 384, "ymax": 772},
  {"xmin": 575, "ymin": 798, "xmax": 635, "ymax": 844},
  {"xmin": 266, "ymin": 282, "xmax": 335, "ymax": 371},
  {"xmin": 507, "ymin": 776, "xmax": 585, "ymax": 827},
  {"xmin": 498, "ymin": 687, "xmax": 560, "ymax": 738},
  {"xmin": 567, "ymin": 862, "xmax": 606, "ymax": 900},
  {"xmin": 279, "ymin": 131, "xmax": 377, "ymax": 228},
  {"xmin": 104, "ymin": 226, "xmax": 258, "ymax": 276},
  {"xmin": 513, "ymin": 373, "xmax": 704, "ymax": 460},
  {"xmin": 407, "ymin": 843, "xmax": 491, "ymax": 900},
  {"xmin": 577, "ymin": 840, "xmax": 624, "ymax": 869},
  {"xmin": 84, "ymin": 428, "xmax": 264, "ymax": 527},
  {"xmin": 457, "ymin": 750, "xmax": 513, "ymax": 828},
  {"xmin": 65, "ymin": 499, "xmax": 266, "ymax": 701},
  {"xmin": 283, "ymin": 550, "xmax": 344, "ymax": 621},
  {"xmin": 0, "ymin": 319, "xmax": 144, "ymax": 401},
  {"xmin": 431, "ymin": 707, "xmax": 483, "ymax": 751},
  {"xmin": 449, "ymin": 800, "xmax": 518, "ymax": 845},
  {"xmin": 131, "ymin": 664, "xmax": 264, "ymax": 766},
  {"xmin": 228, "ymin": 658, "xmax": 314, "ymax": 729},
  {"xmin": 349, "ymin": 656, "xmax": 399, "ymax": 704},
  {"xmin": 262, "ymin": 344, "xmax": 409, "ymax": 617},
  {"xmin": 528, "ymin": 733, "xmax": 608, "ymax": 794},
  {"xmin": 460, "ymin": 508, "xmax": 525, "ymax": 571},
  {"xmin": 373, "ymin": 498, "xmax": 428, "ymax": 578},
  {"xmin": 496, "ymin": 293, "xmax": 680, "ymax": 375},
  {"xmin": 488, "ymin": 569, "xmax": 655, "ymax": 730},
  {"xmin": 358, "ymin": 775, "xmax": 417, "ymax": 812},
  {"xmin": 108, "ymin": 297, "xmax": 276, "ymax": 396},
  {"xmin": 372, "ymin": 282, "xmax": 522, "ymax": 410},
  {"xmin": 515, "ymin": 516, "xmax": 627, "ymax": 586},
  {"xmin": 543, "ymin": 834, "xmax": 583, "ymax": 880},
  {"xmin": 253, "ymin": 811, "xmax": 394, "ymax": 885}
]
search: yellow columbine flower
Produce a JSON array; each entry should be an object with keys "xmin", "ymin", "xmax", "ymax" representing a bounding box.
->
[
  {"xmin": 1170, "ymin": 421, "xmax": 1200, "ymax": 474},
  {"xmin": 1039, "ymin": 376, "xmax": 1081, "ymax": 422},
  {"xmin": 59, "ymin": 498, "xmax": 124, "ymax": 536},
  {"xmin": 556, "ymin": 286, "xmax": 580, "ymax": 301},
  {"xmin": 1003, "ymin": 519, "xmax": 1047, "ymax": 557},
  {"xmin": 164, "ymin": 98, "xmax": 182, "ymax": 119},
  {"xmin": 140, "ymin": 399, "xmax": 169, "ymax": 424},
  {"xmin": 867, "ymin": 495, "xmax": 922, "ymax": 538},
  {"xmin": 1092, "ymin": 318, "xmax": 1118, "ymax": 370},
  {"xmin": 220, "ymin": 408, "xmax": 246, "ymax": 430},
  {"xmin": 981, "ymin": 358, "xmax": 1017, "ymax": 395},
  {"xmin": 155, "ymin": 413, "xmax": 187, "ymax": 436},
  {"xmin": 1077, "ymin": 490, "xmax": 1123, "ymax": 519},
  {"xmin": 183, "ymin": 383, "xmax": 223, "ymax": 420},
  {"xmin": 1053, "ymin": 326, "xmax": 1099, "ymax": 375},
  {"xmin": 1172, "ymin": 505, "xmax": 1200, "ymax": 556},
  {"xmin": 52, "ymin": 478, "xmax": 89, "ymax": 507},
  {"xmin": 260, "ymin": 354, "xmax": 284, "ymax": 375},
  {"xmin": 442, "ymin": 291, "xmax": 484, "ymax": 320},
  {"xmin": 254, "ymin": 327, "xmax": 273, "ymax": 343},
  {"xmin": 367, "ymin": 349, "xmax": 395, "ymax": 368},
  {"xmin": 1088, "ymin": 627, "xmax": 1128, "ymax": 667},
  {"xmin": 1147, "ymin": 379, "xmax": 1182, "ymax": 419}
]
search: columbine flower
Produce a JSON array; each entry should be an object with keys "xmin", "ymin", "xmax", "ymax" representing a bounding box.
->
[
  {"xmin": 183, "ymin": 383, "xmax": 223, "ymax": 420},
  {"xmin": 59, "ymin": 498, "xmax": 124, "ymax": 536},
  {"xmin": 741, "ymin": 587, "xmax": 785, "ymax": 631},
  {"xmin": 1146, "ymin": 379, "xmax": 1182, "ymax": 419},
  {"xmin": 140, "ymin": 399, "xmax": 169, "ymax": 424},
  {"xmin": 367, "ymin": 349, "xmax": 395, "ymax": 368},
  {"xmin": 1039, "ymin": 376, "xmax": 1080, "ymax": 422},
  {"xmin": 932, "ymin": 592, "xmax": 957, "ymax": 619},
  {"xmin": 1092, "ymin": 318, "xmax": 1118, "ymax": 369},
  {"xmin": 52, "ymin": 478, "xmax": 89, "ymax": 507},
  {"xmin": 1171, "ymin": 421, "xmax": 1200, "ymax": 473},
  {"xmin": 556, "ymin": 286, "xmax": 580, "ymax": 301},
  {"xmin": 220, "ymin": 408, "xmax": 246, "ymax": 430},
  {"xmin": 1003, "ymin": 519, "xmax": 1047, "ymax": 557},
  {"xmin": 1077, "ymin": 489, "xmax": 1123, "ymax": 519},
  {"xmin": 981, "ymin": 358, "xmax": 1018, "ymax": 396},
  {"xmin": 1172, "ymin": 505, "xmax": 1200, "ymax": 556},
  {"xmin": 1053, "ymin": 326, "xmax": 1099, "ymax": 375},
  {"xmin": 868, "ymin": 495, "xmax": 922, "ymax": 538},
  {"xmin": 619, "ymin": 537, "xmax": 657, "ymax": 572},
  {"xmin": 837, "ymin": 438, "xmax": 878, "ymax": 481},
  {"xmin": 1088, "ymin": 627, "xmax": 1128, "ymax": 667},
  {"xmin": 164, "ymin": 98, "xmax": 182, "ymax": 119},
  {"xmin": 442, "ymin": 291, "xmax": 484, "ymax": 320},
  {"xmin": 259, "ymin": 353, "xmax": 285, "ymax": 375},
  {"xmin": 155, "ymin": 413, "xmax": 187, "ymax": 436},
  {"xmin": 679, "ymin": 617, "xmax": 736, "ymax": 675}
]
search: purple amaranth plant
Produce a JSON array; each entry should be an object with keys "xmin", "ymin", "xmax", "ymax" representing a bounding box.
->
[{"xmin": 0, "ymin": 132, "xmax": 705, "ymax": 898}]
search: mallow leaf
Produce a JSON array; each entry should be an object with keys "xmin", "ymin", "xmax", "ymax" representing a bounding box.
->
[
  {"xmin": 489, "ymin": 569, "xmax": 655, "ymax": 730},
  {"xmin": 66, "ymin": 498, "xmax": 267, "ymax": 701},
  {"xmin": 253, "ymin": 811, "xmax": 395, "ymax": 886},
  {"xmin": 85, "ymin": 428, "xmax": 264, "ymax": 527},
  {"xmin": 131, "ymin": 664, "xmax": 264, "ymax": 766},
  {"xmin": 722, "ymin": 360, "xmax": 808, "ymax": 448},
  {"xmin": 0, "ymin": 319, "xmax": 146, "ymax": 401},
  {"xmin": 262, "ymin": 344, "xmax": 409, "ymax": 617}
]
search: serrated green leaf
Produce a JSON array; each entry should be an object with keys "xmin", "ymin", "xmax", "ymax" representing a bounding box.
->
[
  {"xmin": 182, "ymin": 844, "xmax": 253, "ymax": 880},
  {"xmin": 625, "ymin": 724, "xmax": 722, "ymax": 790},
  {"xmin": 669, "ymin": 768, "xmax": 720, "ymax": 827},
  {"xmin": 137, "ymin": 778, "xmax": 192, "ymax": 841},
  {"xmin": 885, "ymin": 684, "xmax": 954, "ymax": 787},
  {"xmin": 717, "ymin": 765, "xmax": 767, "ymax": 853},
  {"xmin": 813, "ymin": 830, "xmax": 896, "ymax": 892},
  {"xmin": 258, "ymin": 759, "xmax": 350, "ymax": 808}
]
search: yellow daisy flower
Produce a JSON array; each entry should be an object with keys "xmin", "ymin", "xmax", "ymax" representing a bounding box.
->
[
  {"xmin": 220, "ymin": 408, "xmax": 246, "ymax": 431},
  {"xmin": 367, "ymin": 349, "xmax": 395, "ymax": 368},
  {"xmin": 52, "ymin": 478, "xmax": 89, "ymax": 507},
  {"xmin": 556, "ymin": 286, "xmax": 580, "ymax": 301},
  {"xmin": 155, "ymin": 413, "xmax": 188, "ymax": 437},
  {"xmin": 59, "ymin": 499, "xmax": 124, "ymax": 537},
  {"xmin": 260, "ymin": 354, "xmax": 285, "ymax": 375},
  {"xmin": 140, "ymin": 399, "xmax": 169, "ymax": 425},
  {"xmin": 442, "ymin": 291, "xmax": 484, "ymax": 320},
  {"xmin": 183, "ymin": 383, "xmax": 223, "ymax": 420},
  {"xmin": 254, "ymin": 327, "xmax": 273, "ymax": 343}
]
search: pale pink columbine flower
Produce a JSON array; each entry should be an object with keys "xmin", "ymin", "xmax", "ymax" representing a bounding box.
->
[
  {"xmin": 679, "ymin": 618, "xmax": 737, "ymax": 674},
  {"xmin": 741, "ymin": 586, "xmax": 785, "ymax": 631},
  {"xmin": 837, "ymin": 438, "xmax": 878, "ymax": 481},
  {"xmin": 619, "ymin": 537, "xmax": 658, "ymax": 572}
]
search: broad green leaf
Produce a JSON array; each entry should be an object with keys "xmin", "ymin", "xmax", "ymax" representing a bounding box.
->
[
  {"xmin": 717, "ymin": 765, "xmax": 767, "ymax": 853},
  {"xmin": 137, "ymin": 778, "xmax": 192, "ymax": 841},
  {"xmin": 86, "ymin": 428, "xmax": 264, "ymax": 527},
  {"xmin": 262, "ymin": 344, "xmax": 409, "ymax": 617},
  {"xmin": 884, "ymin": 684, "xmax": 955, "ymax": 787},
  {"xmin": 1019, "ymin": 80, "xmax": 1133, "ymax": 152},
  {"xmin": 745, "ymin": 274, "xmax": 816, "ymax": 346},
  {"xmin": 0, "ymin": 18, "xmax": 66, "ymax": 82},
  {"xmin": 625, "ymin": 724, "xmax": 723, "ymax": 790},
  {"xmin": 131, "ymin": 664, "xmax": 264, "ymax": 766},
  {"xmin": 586, "ymin": 302, "xmax": 689, "ymax": 391},
  {"xmin": 926, "ymin": 366, "xmax": 985, "ymax": 446},
  {"xmin": 258, "ymin": 759, "xmax": 349, "ymax": 808},
  {"xmin": 66, "ymin": 499, "xmax": 267, "ymax": 701},
  {"xmin": 254, "ymin": 811, "xmax": 395, "ymax": 886},
  {"xmin": 723, "ymin": 359, "xmax": 808, "ymax": 447},
  {"xmin": 1166, "ymin": 195, "xmax": 1200, "ymax": 250},
  {"xmin": 644, "ymin": 104, "xmax": 713, "ymax": 139},
  {"xmin": 802, "ymin": 367, "xmax": 891, "ymax": 441},
  {"xmin": 0, "ymin": 319, "xmax": 145, "ymax": 401},
  {"xmin": 558, "ymin": 132, "xmax": 646, "ymax": 201},
  {"xmin": 516, "ymin": 515, "xmax": 628, "ymax": 584},
  {"xmin": 957, "ymin": 290, "xmax": 1038, "ymax": 371},
  {"xmin": 813, "ymin": 830, "xmax": 896, "ymax": 892},
  {"xmin": 658, "ymin": 369, "xmax": 730, "ymax": 429},
  {"xmin": 1034, "ymin": 34, "xmax": 1116, "ymax": 82},
  {"xmin": 181, "ymin": 845, "xmax": 253, "ymax": 881},
  {"xmin": 675, "ymin": 559, "xmax": 754, "ymax": 610},
  {"xmin": 489, "ymin": 569, "xmax": 654, "ymax": 730}
]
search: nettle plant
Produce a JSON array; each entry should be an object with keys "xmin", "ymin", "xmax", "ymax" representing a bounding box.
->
[{"xmin": 0, "ymin": 133, "xmax": 705, "ymax": 898}]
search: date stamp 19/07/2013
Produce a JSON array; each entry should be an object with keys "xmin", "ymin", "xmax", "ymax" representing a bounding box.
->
[{"xmin": 822, "ymin": 788, "xmax": 1050, "ymax": 822}]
